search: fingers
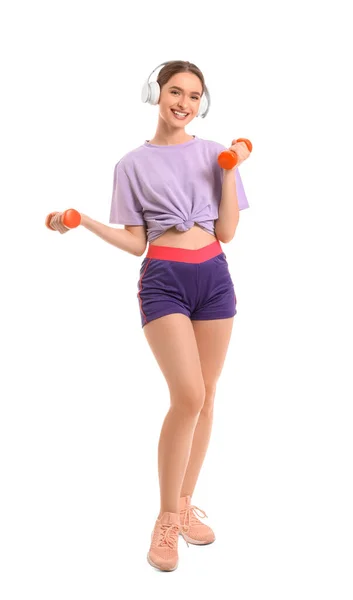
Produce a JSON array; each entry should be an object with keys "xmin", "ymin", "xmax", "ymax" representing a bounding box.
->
[
  {"xmin": 230, "ymin": 141, "xmax": 248, "ymax": 152},
  {"xmin": 228, "ymin": 141, "xmax": 251, "ymax": 167},
  {"xmin": 50, "ymin": 213, "xmax": 70, "ymax": 234}
]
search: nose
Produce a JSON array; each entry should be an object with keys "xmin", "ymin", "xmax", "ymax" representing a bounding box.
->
[{"xmin": 177, "ymin": 96, "xmax": 187, "ymax": 110}]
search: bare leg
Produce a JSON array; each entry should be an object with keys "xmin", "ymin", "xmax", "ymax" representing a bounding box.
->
[
  {"xmin": 180, "ymin": 317, "xmax": 234, "ymax": 498},
  {"xmin": 143, "ymin": 313, "xmax": 206, "ymax": 517}
]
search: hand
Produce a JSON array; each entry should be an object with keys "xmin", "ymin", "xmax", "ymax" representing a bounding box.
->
[
  {"xmin": 228, "ymin": 139, "xmax": 251, "ymax": 169},
  {"xmin": 49, "ymin": 212, "xmax": 70, "ymax": 234}
]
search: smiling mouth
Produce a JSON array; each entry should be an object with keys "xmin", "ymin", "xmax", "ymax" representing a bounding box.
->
[{"xmin": 171, "ymin": 109, "xmax": 189, "ymax": 119}]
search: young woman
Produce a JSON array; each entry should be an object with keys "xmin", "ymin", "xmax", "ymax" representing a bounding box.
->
[{"xmin": 49, "ymin": 60, "xmax": 251, "ymax": 572}]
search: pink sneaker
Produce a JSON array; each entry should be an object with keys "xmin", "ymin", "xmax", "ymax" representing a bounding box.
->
[
  {"xmin": 179, "ymin": 495, "xmax": 216, "ymax": 545},
  {"xmin": 147, "ymin": 512, "xmax": 181, "ymax": 571}
]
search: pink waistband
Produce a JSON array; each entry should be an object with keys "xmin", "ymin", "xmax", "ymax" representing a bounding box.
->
[{"xmin": 146, "ymin": 239, "xmax": 223, "ymax": 263}]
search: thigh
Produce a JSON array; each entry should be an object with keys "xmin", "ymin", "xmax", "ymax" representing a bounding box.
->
[
  {"xmin": 143, "ymin": 313, "xmax": 205, "ymax": 408},
  {"xmin": 191, "ymin": 317, "xmax": 234, "ymax": 389}
]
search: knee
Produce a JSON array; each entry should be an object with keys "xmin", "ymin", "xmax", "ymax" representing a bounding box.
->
[
  {"xmin": 200, "ymin": 384, "xmax": 217, "ymax": 417},
  {"xmin": 171, "ymin": 383, "xmax": 206, "ymax": 416}
]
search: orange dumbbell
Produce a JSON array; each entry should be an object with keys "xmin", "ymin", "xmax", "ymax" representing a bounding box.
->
[
  {"xmin": 217, "ymin": 138, "xmax": 253, "ymax": 170},
  {"xmin": 45, "ymin": 208, "xmax": 81, "ymax": 230}
]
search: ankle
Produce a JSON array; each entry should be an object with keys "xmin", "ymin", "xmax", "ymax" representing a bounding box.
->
[{"xmin": 157, "ymin": 508, "xmax": 179, "ymax": 519}]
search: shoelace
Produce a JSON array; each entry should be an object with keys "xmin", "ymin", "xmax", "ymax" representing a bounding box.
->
[
  {"xmin": 158, "ymin": 523, "xmax": 180, "ymax": 548},
  {"xmin": 158, "ymin": 523, "xmax": 190, "ymax": 549},
  {"xmin": 180, "ymin": 504, "xmax": 208, "ymax": 535}
]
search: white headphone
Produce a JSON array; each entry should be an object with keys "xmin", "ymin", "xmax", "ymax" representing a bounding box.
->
[{"xmin": 141, "ymin": 61, "xmax": 210, "ymax": 118}]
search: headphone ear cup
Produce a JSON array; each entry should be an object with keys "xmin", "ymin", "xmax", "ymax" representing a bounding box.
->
[
  {"xmin": 197, "ymin": 93, "xmax": 208, "ymax": 118},
  {"xmin": 141, "ymin": 80, "xmax": 150, "ymax": 103},
  {"xmin": 149, "ymin": 80, "xmax": 160, "ymax": 105},
  {"xmin": 141, "ymin": 80, "xmax": 160, "ymax": 104}
]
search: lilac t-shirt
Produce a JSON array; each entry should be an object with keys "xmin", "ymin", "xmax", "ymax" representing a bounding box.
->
[{"xmin": 109, "ymin": 135, "xmax": 249, "ymax": 243}]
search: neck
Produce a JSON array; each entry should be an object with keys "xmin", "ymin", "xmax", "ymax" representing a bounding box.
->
[{"xmin": 149, "ymin": 115, "xmax": 194, "ymax": 146}]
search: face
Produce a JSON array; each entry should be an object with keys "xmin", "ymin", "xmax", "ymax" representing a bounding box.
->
[{"xmin": 158, "ymin": 72, "xmax": 203, "ymax": 127}]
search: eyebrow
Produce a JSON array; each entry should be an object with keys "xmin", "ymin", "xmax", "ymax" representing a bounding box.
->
[{"xmin": 168, "ymin": 86, "xmax": 201, "ymax": 96}]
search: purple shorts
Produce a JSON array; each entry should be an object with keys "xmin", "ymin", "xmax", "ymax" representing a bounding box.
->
[{"xmin": 136, "ymin": 240, "xmax": 237, "ymax": 328}]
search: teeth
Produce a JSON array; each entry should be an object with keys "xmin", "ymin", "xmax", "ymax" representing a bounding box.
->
[{"xmin": 172, "ymin": 110, "xmax": 188, "ymax": 116}]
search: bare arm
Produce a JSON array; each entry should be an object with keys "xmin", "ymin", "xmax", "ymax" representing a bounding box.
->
[
  {"xmin": 80, "ymin": 214, "xmax": 147, "ymax": 256},
  {"xmin": 215, "ymin": 169, "xmax": 239, "ymax": 243}
]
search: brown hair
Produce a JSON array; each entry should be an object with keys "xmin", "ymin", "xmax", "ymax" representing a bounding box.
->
[{"xmin": 156, "ymin": 60, "xmax": 207, "ymax": 96}]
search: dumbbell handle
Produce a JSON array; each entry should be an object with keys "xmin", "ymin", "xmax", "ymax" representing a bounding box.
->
[
  {"xmin": 217, "ymin": 138, "xmax": 253, "ymax": 170},
  {"xmin": 45, "ymin": 208, "xmax": 81, "ymax": 230}
]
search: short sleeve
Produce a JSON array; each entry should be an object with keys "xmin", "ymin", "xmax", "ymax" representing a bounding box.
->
[{"xmin": 109, "ymin": 161, "xmax": 145, "ymax": 226}]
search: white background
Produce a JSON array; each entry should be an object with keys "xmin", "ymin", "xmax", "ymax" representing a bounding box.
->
[{"xmin": 1, "ymin": 0, "xmax": 352, "ymax": 598}]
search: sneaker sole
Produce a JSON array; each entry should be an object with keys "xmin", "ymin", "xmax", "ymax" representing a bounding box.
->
[
  {"xmin": 147, "ymin": 553, "xmax": 178, "ymax": 571},
  {"xmin": 179, "ymin": 531, "xmax": 216, "ymax": 545}
]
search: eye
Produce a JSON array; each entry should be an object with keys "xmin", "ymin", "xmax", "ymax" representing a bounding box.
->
[{"xmin": 171, "ymin": 90, "xmax": 200, "ymax": 100}]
